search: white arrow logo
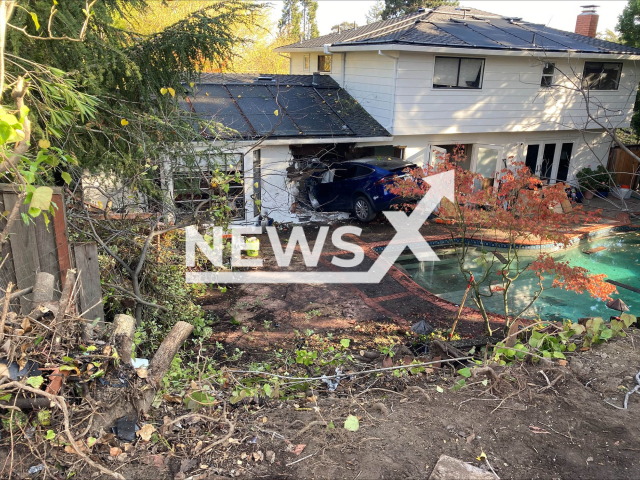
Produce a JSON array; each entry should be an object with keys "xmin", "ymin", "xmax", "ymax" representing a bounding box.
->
[{"xmin": 186, "ymin": 170, "xmax": 454, "ymax": 284}]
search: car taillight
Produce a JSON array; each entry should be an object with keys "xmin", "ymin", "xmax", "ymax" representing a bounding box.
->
[{"xmin": 375, "ymin": 176, "xmax": 395, "ymax": 186}]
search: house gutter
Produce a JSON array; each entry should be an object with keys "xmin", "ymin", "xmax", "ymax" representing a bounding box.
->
[
  {"xmin": 278, "ymin": 44, "xmax": 640, "ymax": 60},
  {"xmin": 378, "ymin": 50, "xmax": 398, "ymax": 133},
  {"xmin": 192, "ymin": 136, "xmax": 393, "ymax": 149}
]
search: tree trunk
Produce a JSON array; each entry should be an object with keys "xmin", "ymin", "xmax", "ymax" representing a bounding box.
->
[
  {"xmin": 92, "ymin": 321, "xmax": 194, "ymax": 434},
  {"xmin": 54, "ymin": 269, "xmax": 76, "ymax": 325},
  {"xmin": 113, "ymin": 314, "xmax": 136, "ymax": 367},
  {"xmin": 148, "ymin": 321, "xmax": 194, "ymax": 388},
  {"xmin": 32, "ymin": 272, "xmax": 55, "ymax": 304}
]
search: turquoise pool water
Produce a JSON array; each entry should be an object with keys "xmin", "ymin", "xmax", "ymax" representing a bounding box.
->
[{"xmin": 396, "ymin": 231, "xmax": 640, "ymax": 321}]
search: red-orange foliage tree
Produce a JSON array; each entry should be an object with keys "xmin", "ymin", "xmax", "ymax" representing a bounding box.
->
[{"xmin": 390, "ymin": 147, "xmax": 616, "ymax": 335}]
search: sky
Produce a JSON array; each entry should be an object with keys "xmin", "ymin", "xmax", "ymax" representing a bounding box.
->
[{"xmin": 267, "ymin": 1, "xmax": 628, "ymax": 37}]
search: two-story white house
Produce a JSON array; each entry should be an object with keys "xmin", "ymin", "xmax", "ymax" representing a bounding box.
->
[{"xmin": 276, "ymin": 5, "xmax": 640, "ymax": 187}]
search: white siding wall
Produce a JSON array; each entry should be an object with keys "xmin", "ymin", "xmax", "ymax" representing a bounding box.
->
[
  {"xmin": 394, "ymin": 52, "xmax": 638, "ymax": 136},
  {"xmin": 387, "ymin": 129, "xmax": 612, "ymax": 185},
  {"xmin": 343, "ymin": 51, "xmax": 396, "ymax": 129},
  {"xmin": 257, "ymin": 145, "xmax": 298, "ymax": 224}
]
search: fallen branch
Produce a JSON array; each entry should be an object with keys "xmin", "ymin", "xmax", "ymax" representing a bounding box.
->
[
  {"xmin": 0, "ymin": 382, "xmax": 124, "ymax": 480},
  {"xmin": 408, "ymin": 385, "xmax": 431, "ymax": 401},
  {"xmin": 285, "ymin": 451, "xmax": 317, "ymax": 467},
  {"xmin": 470, "ymin": 366, "xmax": 500, "ymax": 383},
  {"xmin": 294, "ymin": 420, "xmax": 328, "ymax": 438},
  {"xmin": 0, "ymin": 286, "xmax": 33, "ymax": 304},
  {"xmin": 229, "ymin": 356, "xmax": 476, "ymax": 382},
  {"xmin": 0, "ymin": 282, "xmax": 12, "ymax": 344},
  {"xmin": 103, "ymin": 283, "xmax": 168, "ymax": 312}
]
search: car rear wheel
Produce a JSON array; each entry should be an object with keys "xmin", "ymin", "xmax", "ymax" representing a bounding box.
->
[{"xmin": 354, "ymin": 195, "xmax": 376, "ymax": 222}]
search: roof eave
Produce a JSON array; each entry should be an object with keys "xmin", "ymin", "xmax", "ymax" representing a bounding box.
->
[
  {"xmin": 310, "ymin": 43, "xmax": 640, "ymax": 59},
  {"xmin": 202, "ymin": 135, "xmax": 393, "ymax": 147}
]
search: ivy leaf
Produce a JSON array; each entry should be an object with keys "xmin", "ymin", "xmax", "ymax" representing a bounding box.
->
[
  {"xmin": 600, "ymin": 328, "xmax": 613, "ymax": 341},
  {"xmin": 457, "ymin": 367, "xmax": 471, "ymax": 378},
  {"xmin": 87, "ymin": 436, "xmax": 97, "ymax": 448},
  {"xmin": 30, "ymin": 186, "xmax": 53, "ymax": 211},
  {"xmin": 160, "ymin": 88, "xmax": 168, "ymax": 95},
  {"xmin": 340, "ymin": 339, "xmax": 350, "ymax": 348},
  {"xmin": 168, "ymin": 87, "xmax": 176, "ymax": 98},
  {"xmin": 263, "ymin": 384, "xmax": 272, "ymax": 397},
  {"xmin": 120, "ymin": 119, "xmax": 129, "ymax": 126},
  {"xmin": 0, "ymin": 121, "xmax": 13, "ymax": 144},
  {"xmin": 343, "ymin": 415, "xmax": 359, "ymax": 432},
  {"xmin": 61, "ymin": 171, "xmax": 72, "ymax": 184},
  {"xmin": 38, "ymin": 139, "xmax": 50, "ymax": 149},
  {"xmin": 45, "ymin": 430, "xmax": 55, "ymax": 441},
  {"xmin": 26, "ymin": 376, "xmax": 45, "ymax": 389}
]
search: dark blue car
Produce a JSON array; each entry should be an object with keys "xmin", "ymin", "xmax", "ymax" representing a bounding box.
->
[{"xmin": 307, "ymin": 157, "xmax": 417, "ymax": 222}]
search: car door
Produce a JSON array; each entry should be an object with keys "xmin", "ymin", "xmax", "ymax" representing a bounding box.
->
[
  {"xmin": 312, "ymin": 168, "xmax": 337, "ymax": 210},
  {"xmin": 330, "ymin": 164, "xmax": 359, "ymax": 210}
]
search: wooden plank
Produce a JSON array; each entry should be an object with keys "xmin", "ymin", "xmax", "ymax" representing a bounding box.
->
[
  {"xmin": 0, "ymin": 194, "xmax": 19, "ymax": 313},
  {"xmin": 3, "ymin": 192, "xmax": 41, "ymax": 312},
  {"xmin": 583, "ymin": 246, "xmax": 606, "ymax": 255},
  {"xmin": 51, "ymin": 194, "xmax": 72, "ymax": 286},
  {"xmin": 607, "ymin": 280, "xmax": 640, "ymax": 295},
  {"xmin": 73, "ymin": 243, "xmax": 105, "ymax": 327},
  {"xmin": 33, "ymin": 211, "xmax": 61, "ymax": 300}
]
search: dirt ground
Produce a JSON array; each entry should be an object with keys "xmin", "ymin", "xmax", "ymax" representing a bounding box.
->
[
  {"xmin": 91, "ymin": 330, "xmax": 640, "ymax": 480},
  {"xmin": 11, "ymin": 218, "xmax": 640, "ymax": 480}
]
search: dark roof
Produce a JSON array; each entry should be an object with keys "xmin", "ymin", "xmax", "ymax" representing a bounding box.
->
[
  {"xmin": 277, "ymin": 5, "xmax": 640, "ymax": 55},
  {"xmin": 185, "ymin": 74, "xmax": 390, "ymax": 140}
]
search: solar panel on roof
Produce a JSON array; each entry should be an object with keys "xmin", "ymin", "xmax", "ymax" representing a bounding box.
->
[
  {"xmin": 462, "ymin": 21, "xmax": 533, "ymax": 48},
  {"xmin": 188, "ymin": 86, "xmax": 253, "ymax": 136},
  {"xmin": 271, "ymin": 86, "xmax": 351, "ymax": 136},
  {"xmin": 487, "ymin": 19, "xmax": 568, "ymax": 50},
  {"xmin": 518, "ymin": 23, "xmax": 603, "ymax": 52},
  {"xmin": 245, "ymin": 114, "xmax": 299, "ymax": 136},
  {"xmin": 432, "ymin": 21, "xmax": 505, "ymax": 48}
]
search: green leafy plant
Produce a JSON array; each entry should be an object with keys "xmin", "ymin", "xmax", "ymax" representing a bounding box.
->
[
  {"xmin": 295, "ymin": 349, "xmax": 317, "ymax": 366},
  {"xmin": 576, "ymin": 165, "xmax": 611, "ymax": 193}
]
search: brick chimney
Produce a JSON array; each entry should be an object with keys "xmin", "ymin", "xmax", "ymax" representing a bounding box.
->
[{"xmin": 575, "ymin": 5, "xmax": 599, "ymax": 38}]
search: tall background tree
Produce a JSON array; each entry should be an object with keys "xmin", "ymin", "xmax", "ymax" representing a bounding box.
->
[
  {"xmin": 279, "ymin": 0, "xmax": 318, "ymax": 40},
  {"xmin": 331, "ymin": 21, "xmax": 357, "ymax": 34},
  {"xmin": 366, "ymin": 0, "xmax": 385, "ymax": 24},
  {"xmin": 617, "ymin": 0, "xmax": 640, "ymax": 139},
  {"xmin": 381, "ymin": 0, "xmax": 458, "ymax": 20}
]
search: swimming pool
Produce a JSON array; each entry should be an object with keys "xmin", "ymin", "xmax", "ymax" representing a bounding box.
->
[{"xmin": 395, "ymin": 231, "xmax": 640, "ymax": 321}]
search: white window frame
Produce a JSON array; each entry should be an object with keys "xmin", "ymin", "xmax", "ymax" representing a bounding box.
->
[
  {"xmin": 303, "ymin": 54, "xmax": 310, "ymax": 71},
  {"xmin": 317, "ymin": 54, "xmax": 332, "ymax": 73},
  {"xmin": 432, "ymin": 56, "xmax": 485, "ymax": 90},
  {"xmin": 581, "ymin": 61, "xmax": 623, "ymax": 91},
  {"xmin": 524, "ymin": 140, "xmax": 576, "ymax": 184},
  {"xmin": 471, "ymin": 144, "xmax": 504, "ymax": 180},
  {"xmin": 540, "ymin": 62, "xmax": 555, "ymax": 88}
]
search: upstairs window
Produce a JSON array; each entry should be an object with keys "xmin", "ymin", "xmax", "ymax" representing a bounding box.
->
[
  {"xmin": 433, "ymin": 57, "xmax": 484, "ymax": 89},
  {"xmin": 303, "ymin": 54, "xmax": 310, "ymax": 71},
  {"xmin": 582, "ymin": 62, "xmax": 622, "ymax": 90},
  {"xmin": 541, "ymin": 62, "xmax": 555, "ymax": 87},
  {"xmin": 318, "ymin": 55, "xmax": 332, "ymax": 73}
]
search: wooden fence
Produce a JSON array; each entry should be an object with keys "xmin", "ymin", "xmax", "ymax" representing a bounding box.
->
[
  {"xmin": 0, "ymin": 185, "xmax": 106, "ymax": 325},
  {"xmin": 607, "ymin": 145, "xmax": 640, "ymax": 189},
  {"xmin": 0, "ymin": 185, "xmax": 71, "ymax": 313}
]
